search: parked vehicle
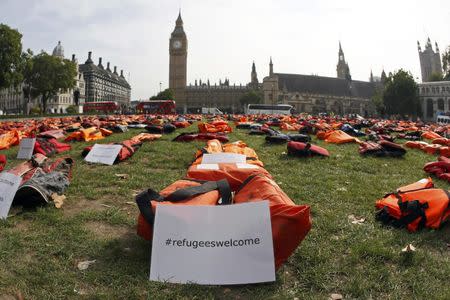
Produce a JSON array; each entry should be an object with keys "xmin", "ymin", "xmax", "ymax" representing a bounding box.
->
[
  {"xmin": 201, "ymin": 107, "xmax": 223, "ymax": 115},
  {"xmin": 83, "ymin": 101, "xmax": 120, "ymax": 113},
  {"xmin": 136, "ymin": 100, "xmax": 176, "ymax": 114},
  {"xmin": 246, "ymin": 104, "xmax": 293, "ymax": 115},
  {"xmin": 436, "ymin": 115, "xmax": 450, "ymax": 125}
]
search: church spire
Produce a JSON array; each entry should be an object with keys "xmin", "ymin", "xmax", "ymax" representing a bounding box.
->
[
  {"xmin": 337, "ymin": 42, "xmax": 351, "ymax": 80},
  {"xmin": 176, "ymin": 10, "xmax": 183, "ymax": 26},
  {"xmin": 381, "ymin": 69, "xmax": 387, "ymax": 83},
  {"xmin": 269, "ymin": 57, "xmax": 273, "ymax": 76},
  {"xmin": 251, "ymin": 61, "xmax": 258, "ymax": 88}
]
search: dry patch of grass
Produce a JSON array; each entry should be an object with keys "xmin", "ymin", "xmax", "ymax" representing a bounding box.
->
[{"xmin": 84, "ymin": 221, "xmax": 131, "ymax": 240}]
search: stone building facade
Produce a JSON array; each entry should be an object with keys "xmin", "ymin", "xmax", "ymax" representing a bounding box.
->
[
  {"xmin": 46, "ymin": 41, "xmax": 86, "ymax": 113},
  {"xmin": 168, "ymin": 13, "xmax": 378, "ymax": 115},
  {"xmin": 79, "ymin": 52, "xmax": 131, "ymax": 110},
  {"xmin": 185, "ymin": 82, "xmax": 250, "ymax": 113},
  {"xmin": 418, "ymin": 81, "xmax": 450, "ymax": 121},
  {"xmin": 418, "ymin": 38, "xmax": 443, "ymax": 82},
  {"xmin": 0, "ymin": 85, "xmax": 26, "ymax": 114},
  {"xmin": 262, "ymin": 45, "xmax": 379, "ymax": 116},
  {"xmin": 0, "ymin": 41, "xmax": 130, "ymax": 115}
]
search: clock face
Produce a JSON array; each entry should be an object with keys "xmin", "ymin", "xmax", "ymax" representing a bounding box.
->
[{"xmin": 173, "ymin": 40, "xmax": 182, "ymax": 49}]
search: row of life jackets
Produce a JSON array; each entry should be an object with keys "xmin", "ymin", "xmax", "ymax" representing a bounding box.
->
[
  {"xmin": 359, "ymin": 140, "xmax": 406, "ymax": 157},
  {"xmin": 136, "ymin": 139, "xmax": 312, "ymax": 270},
  {"xmin": 34, "ymin": 138, "xmax": 71, "ymax": 157},
  {"xmin": 405, "ymin": 141, "xmax": 450, "ymax": 157},
  {"xmin": 198, "ymin": 121, "xmax": 232, "ymax": 134},
  {"xmin": 424, "ymin": 156, "xmax": 450, "ymax": 182},
  {"xmin": 81, "ymin": 134, "xmax": 161, "ymax": 164}
]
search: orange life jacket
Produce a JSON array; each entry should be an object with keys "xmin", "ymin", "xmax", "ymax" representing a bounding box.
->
[
  {"xmin": 186, "ymin": 163, "xmax": 271, "ymax": 190},
  {"xmin": 323, "ymin": 130, "xmax": 361, "ymax": 144},
  {"xmin": 0, "ymin": 130, "xmax": 21, "ymax": 150},
  {"xmin": 193, "ymin": 139, "xmax": 264, "ymax": 167},
  {"xmin": 198, "ymin": 122, "xmax": 232, "ymax": 134},
  {"xmin": 421, "ymin": 131, "xmax": 442, "ymax": 140},
  {"xmin": 136, "ymin": 176, "xmax": 311, "ymax": 270},
  {"xmin": 65, "ymin": 127, "xmax": 104, "ymax": 142},
  {"xmin": 375, "ymin": 178, "xmax": 450, "ymax": 232}
]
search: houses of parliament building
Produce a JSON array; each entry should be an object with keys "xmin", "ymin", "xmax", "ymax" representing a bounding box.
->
[{"xmin": 169, "ymin": 12, "xmax": 379, "ymax": 115}]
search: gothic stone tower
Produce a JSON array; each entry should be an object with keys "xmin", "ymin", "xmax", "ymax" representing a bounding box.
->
[
  {"xmin": 169, "ymin": 12, "xmax": 188, "ymax": 108},
  {"xmin": 250, "ymin": 61, "xmax": 259, "ymax": 89},
  {"xmin": 336, "ymin": 42, "xmax": 351, "ymax": 80},
  {"xmin": 418, "ymin": 38, "xmax": 443, "ymax": 82}
]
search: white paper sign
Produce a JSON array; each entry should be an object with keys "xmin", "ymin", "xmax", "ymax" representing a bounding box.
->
[
  {"xmin": 17, "ymin": 138, "xmax": 36, "ymax": 160},
  {"xmin": 0, "ymin": 172, "xmax": 22, "ymax": 219},
  {"xmin": 150, "ymin": 201, "xmax": 275, "ymax": 285},
  {"xmin": 196, "ymin": 164, "xmax": 219, "ymax": 170},
  {"xmin": 236, "ymin": 163, "xmax": 259, "ymax": 169},
  {"xmin": 84, "ymin": 144, "xmax": 122, "ymax": 165},
  {"xmin": 201, "ymin": 153, "xmax": 246, "ymax": 164}
]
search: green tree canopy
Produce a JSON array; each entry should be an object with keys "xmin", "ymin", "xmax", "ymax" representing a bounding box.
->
[
  {"xmin": 443, "ymin": 46, "xmax": 450, "ymax": 80},
  {"xmin": 0, "ymin": 24, "xmax": 24, "ymax": 89},
  {"xmin": 383, "ymin": 69, "xmax": 420, "ymax": 118},
  {"xmin": 28, "ymin": 52, "xmax": 77, "ymax": 113},
  {"xmin": 20, "ymin": 49, "xmax": 34, "ymax": 114},
  {"xmin": 150, "ymin": 88, "xmax": 174, "ymax": 100},
  {"xmin": 239, "ymin": 90, "xmax": 262, "ymax": 108},
  {"xmin": 371, "ymin": 87, "xmax": 385, "ymax": 116}
]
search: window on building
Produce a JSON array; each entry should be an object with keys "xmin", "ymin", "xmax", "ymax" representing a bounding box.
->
[
  {"xmin": 438, "ymin": 99, "xmax": 444, "ymax": 111},
  {"xmin": 427, "ymin": 99, "xmax": 434, "ymax": 118}
]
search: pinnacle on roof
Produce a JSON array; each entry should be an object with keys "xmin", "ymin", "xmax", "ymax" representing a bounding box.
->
[{"xmin": 176, "ymin": 10, "xmax": 183, "ymax": 26}]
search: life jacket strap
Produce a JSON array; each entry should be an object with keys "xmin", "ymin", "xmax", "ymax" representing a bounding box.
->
[
  {"xmin": 135, "ymin": 179, "xmax": 232, "ymax": 225},
  {"xmin": 398, "ymin": 199, "xmax": 428, "ymax": 229}
]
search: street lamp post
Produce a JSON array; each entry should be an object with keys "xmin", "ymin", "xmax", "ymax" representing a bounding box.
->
[{"xmin": 159, "ymin": 82, "xmax": 162, "ymax": 93}]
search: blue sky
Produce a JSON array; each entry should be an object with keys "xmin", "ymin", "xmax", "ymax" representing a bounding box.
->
[{"xmin": 1, "ymin": 0, "xmax": 449, "ymax": 99}]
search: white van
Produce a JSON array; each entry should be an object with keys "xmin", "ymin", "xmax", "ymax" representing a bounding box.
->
[{"xmin": 201, "ymin": 107, "xmax": 223, "ymax": 115}]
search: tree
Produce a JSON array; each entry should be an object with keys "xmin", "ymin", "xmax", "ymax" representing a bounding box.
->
[
  {"xmin": 383, "ymin": 69, "xmax": 421, "ymax": 118},
  {"xmin": 150, "ymin": 88, "xmax": 174, "ymax": 100},
  {"xmin": 239, "ymin": 90, "xmax": 262, "ymax": 109},
  {"xmin": 443, "ymin": 46, "xmax": 450, "ymax": 80},
  {"xmin": 371, "ymin": 87, "xmax": 385, "ymax": 116},
  {"xmin": 66, "ymin": 105, "xmax": 78, "ymax": 114},
  {"xmin": 28, "ymin": 52, "xmax": 77, "ymax": 113},
  {"xmin": 21, "ymin": 49, "xmax": 34, "ymax": 114},
  {"xmin": 0, "ymin": 24, "xmax": 23, "ymax": 89}
]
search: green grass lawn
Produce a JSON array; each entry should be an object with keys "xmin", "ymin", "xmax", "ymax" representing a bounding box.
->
[{"xmin": 0, "ymin": 124, "xmax": 449, "ymax": 299}]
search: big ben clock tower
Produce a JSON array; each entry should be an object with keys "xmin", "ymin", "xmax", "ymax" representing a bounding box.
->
[{"xmin": 169, "ymin": 12, "xmax": 187, "ymax": 109}]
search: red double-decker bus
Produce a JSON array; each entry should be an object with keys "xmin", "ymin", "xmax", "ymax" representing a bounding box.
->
[
  {"xmin": 83, "ymin": 101, "xmax": 119, "ymax": 113},
  {"xmin": 136, "ymin": 100, "xmax": 176, "ymax": 114}
]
